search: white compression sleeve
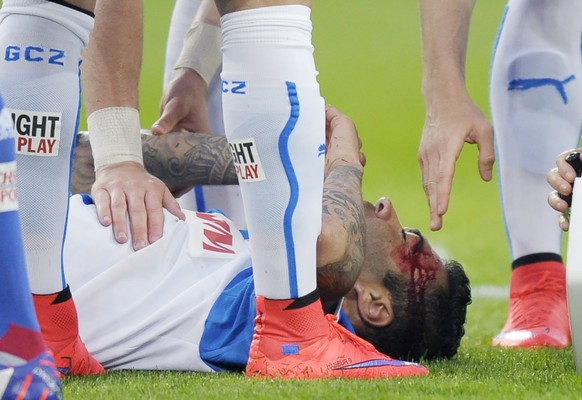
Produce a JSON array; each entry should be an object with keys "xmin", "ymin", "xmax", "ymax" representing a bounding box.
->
[
  {"xmin": 0, "ymin": 0, "xmax": 93, "ymax": 293},
  {"xmin": 491, "ymin": 0, "xmax": 582, "ymax": 260},
  {"xmin": 221, "ymin": 5, "xmax": 325, "ymax": 299},
  {"xmin": 163, "ymin": 0, "xmax": 202, "ymax": 90}
]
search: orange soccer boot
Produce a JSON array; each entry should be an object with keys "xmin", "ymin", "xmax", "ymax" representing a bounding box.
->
[
  {"xmin": 246, "ymin": 292, "xmax": 428, "ymax": 379},
  {"xmin": 492, "ymin": 261, "xmax": 570, "ymax": 348},
  {"xmin": 33, "ymin": 286, "xmax": 104, "ymax": 376}
]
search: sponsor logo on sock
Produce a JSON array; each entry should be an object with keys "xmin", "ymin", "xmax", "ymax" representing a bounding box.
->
[
  {"xmin": 10, "ymin": 110, "xmax": 61, "ymax": 156},
  {"xmin": 508, "ymin": 75, "xmax": 575, "ymax": 104},
  {"xmin": 228, "ymin": 138, "xmax": 266, "ymax": 182}
]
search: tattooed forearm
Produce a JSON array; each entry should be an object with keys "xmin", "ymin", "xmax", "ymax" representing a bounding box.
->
[
  {"xmin": 317, "ymin": 163, "xmax": 365, "ymax": 306},
  {"xmin": 72, "ymin": 131, "xmax": 237, "ymax": 196},
  {"xmin": 72, "ymin": 133, "xmax": 96, "ymax": 194},
  {"xmin": 141, "ymin": 132, "xmax": 237, "ymax": 196}
]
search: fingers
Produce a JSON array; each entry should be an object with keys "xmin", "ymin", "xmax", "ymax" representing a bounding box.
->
[
  {"xmin": 92, "ymin": 163, "xmax": 181, "ymax": 251},
  {"xmin": 547, "ymin": 166, "xmax": 573, "ymax": 200},
  {"xmin": 548, "ymin": 189, "xmax": 569, "ymax": 214},
  {"xmin": 420, "ymin": 153, "xmax": 454, "ymax": 231},
  {"xmin": 474, "ymin": 123, "xmax": 495, "ymax": 182},
  {"xmin": 554, "ymin": 149, "xmax": 580, "ymax": 183},
  {"xmin": 423, "ymin": 159, "xmax": 455, "ymax": 231},
  {"xmin": 324, "ymin": 104, "xmax": 362, "ymax": 169},
  {"xmin": 92, "ymin": 186, "xmax": 130, "ymax": 244},
  {"xmin": 559, "ymin": 213, "xmax": 570, "ymax": 232},
  {"xmin": 126, "ymin": 190, "xmax": 149, "ymax": 250},
  {"xmin": 546, "ymin": 150, "xmax": 582, "ymax": 232},
  {"xmin": 162, "ymin": 187, "xmax": 186, "ymax": 221},
  {"xmin": 152, "ymin": 99, "xmax": 187, "ymax": 136}
]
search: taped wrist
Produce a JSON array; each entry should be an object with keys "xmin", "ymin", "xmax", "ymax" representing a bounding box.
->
[
  {"xmin": 87, "ymin": 107, "xmax": 143, "ymax": 170},
  {"xmin": 173, "ymin": 21, "xmax": 222, "ymax": 86}
]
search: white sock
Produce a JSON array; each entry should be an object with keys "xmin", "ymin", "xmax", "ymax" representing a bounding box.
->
[
  {"xmin": 0, "ymin": 1, "xmax": 93, "ymax": 293},
  {"xmin": 220, "ymin": 5, "xmax": 325, "ymax": 299},
  {"xmin": 491, "ymin": 0, "xmax": 582, "ymax": 261}
]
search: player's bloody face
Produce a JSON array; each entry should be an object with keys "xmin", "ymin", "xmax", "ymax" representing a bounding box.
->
[{"xmin": 362, "ymin": 198, "xmax": 448, "ymax": 294}]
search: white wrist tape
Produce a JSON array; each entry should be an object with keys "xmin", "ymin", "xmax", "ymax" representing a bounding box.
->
[
  {"xmin": 87, "ymin": 107, "xmax": 143, "ymax": 170},
  {"xmin": 173, "ymin": 21, "xmax": 222, "ymax": 86}
]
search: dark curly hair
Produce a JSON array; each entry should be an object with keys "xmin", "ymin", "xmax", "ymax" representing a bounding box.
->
[{"xmin": 354, "ymin": 259, "xmax": 471, "ymax": 361}]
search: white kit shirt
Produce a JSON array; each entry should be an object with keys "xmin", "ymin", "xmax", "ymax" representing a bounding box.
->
[{"xmin": 64, "ymin": 194, "xmax": 253, "ymax": 371}]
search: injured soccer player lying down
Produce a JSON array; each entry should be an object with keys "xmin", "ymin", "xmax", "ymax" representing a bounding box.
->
[{"xmin": 67, "ymin": 106, "xmax": 471, "ymax": 373}]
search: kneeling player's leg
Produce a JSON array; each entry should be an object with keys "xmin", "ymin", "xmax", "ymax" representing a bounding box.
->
[
  {"xmin": 491, "ymin": 0, "xmax": 582, "ymax": 348},
  {"xmin": 218, "ymin": 0, "xmax": 427, "ymax": 379},
  {"xmin": 0, "ymin": 96, "xmax": 62, "ymax": 400},
  {"xmin": 0, "ymin": 0, "xmax": 103, "ymax": 375}
]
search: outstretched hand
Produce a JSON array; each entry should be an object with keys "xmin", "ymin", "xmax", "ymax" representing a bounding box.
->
[
  {"xmin": 92, "ymin": 161, "xmax": 185, "ymax": 250},
  {"xmin": 418, "ymin": 95, "xmax": 494, "ymax": 231}
]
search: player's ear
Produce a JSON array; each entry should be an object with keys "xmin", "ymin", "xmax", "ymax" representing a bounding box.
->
[{"xmin": 359, "ymin": 290, "xmax": 394, "ymax": 328}]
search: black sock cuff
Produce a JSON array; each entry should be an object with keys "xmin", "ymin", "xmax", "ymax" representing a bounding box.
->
[
  {"xmin": 284, "ymin": 289, "xmax": 320, "ymax": 310},
  {"xmin": 512, "ymin": 253, "xmax": 563, "ymax": 270},
  {"xmin": 51, "ymin": 284, "xmax": 72, "ymax": 305},
  {"xmin": 46, "ymin": 0, "xmax": 95, "ymax": 18}
]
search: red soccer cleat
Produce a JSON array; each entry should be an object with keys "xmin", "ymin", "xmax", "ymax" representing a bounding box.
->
[
  {"xmin": 246, "ymin": 294, "xmax": 428, "ymax": 379},
  {"xmin": 33, "ymin": 286, "xmax": 104, "ymax": 376},
  {"xmin": 492, "ymin": 262, "xmax": 570, "ymax": 348}
]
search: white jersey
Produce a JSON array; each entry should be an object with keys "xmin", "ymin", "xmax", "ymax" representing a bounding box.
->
[
  {"xmin": 65, "ymin": 194, "xmax": 354, "ymax": 372},
  {"xmin": 64, "ymin": 194, "xmax": 253, "ymax": 371}
]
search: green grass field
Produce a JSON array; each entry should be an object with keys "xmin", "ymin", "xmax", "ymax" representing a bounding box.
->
[{"xmin": 62, "ymin": 0, "xmax": 582, "ymax": 397}]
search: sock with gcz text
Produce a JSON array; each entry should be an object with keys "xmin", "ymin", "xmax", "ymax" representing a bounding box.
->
[
  {"xmin": 220, "ymin": 5, "xmax": 325, "ymax": 299},
  {"xmin": 0, "ymin": 0, "xmax": 93, "ymax": 294}
]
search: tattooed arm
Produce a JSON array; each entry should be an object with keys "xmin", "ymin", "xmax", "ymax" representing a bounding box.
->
[
  {"xmin": 72, "ymin": 131, "xmax": 237, "ymax": 196},
  {"xmin": 317, "ymin": 106, "xmax": 366, "ymax": 310}
]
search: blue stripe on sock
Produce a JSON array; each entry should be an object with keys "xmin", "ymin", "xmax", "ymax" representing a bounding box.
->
[
  {"xmin": 60, "ymin": 62, "xmax": 83, "ymax": 290},
  {"xmin": 278, "ymin": 82, "xmax": 301, "ymax": 298}
]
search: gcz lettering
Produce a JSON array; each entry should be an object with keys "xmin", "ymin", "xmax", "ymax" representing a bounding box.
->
[
  {"xmin": 10, "ymin": 109, "xmax": 62, "ymax": 156},
  {"xmin": 0, "ymin": 161, "xmax": 18, "ymax": 212},
  {"xmin": 221, "ymin": 80, "xmax": 246, "ymax": 94},
  {"xmin": 229, "ymin": 138, "xmax": 266, "ymax": 182},
  {"xmin": 5, "ymin": 46, "xmax": 65, "ymax": 66}
]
